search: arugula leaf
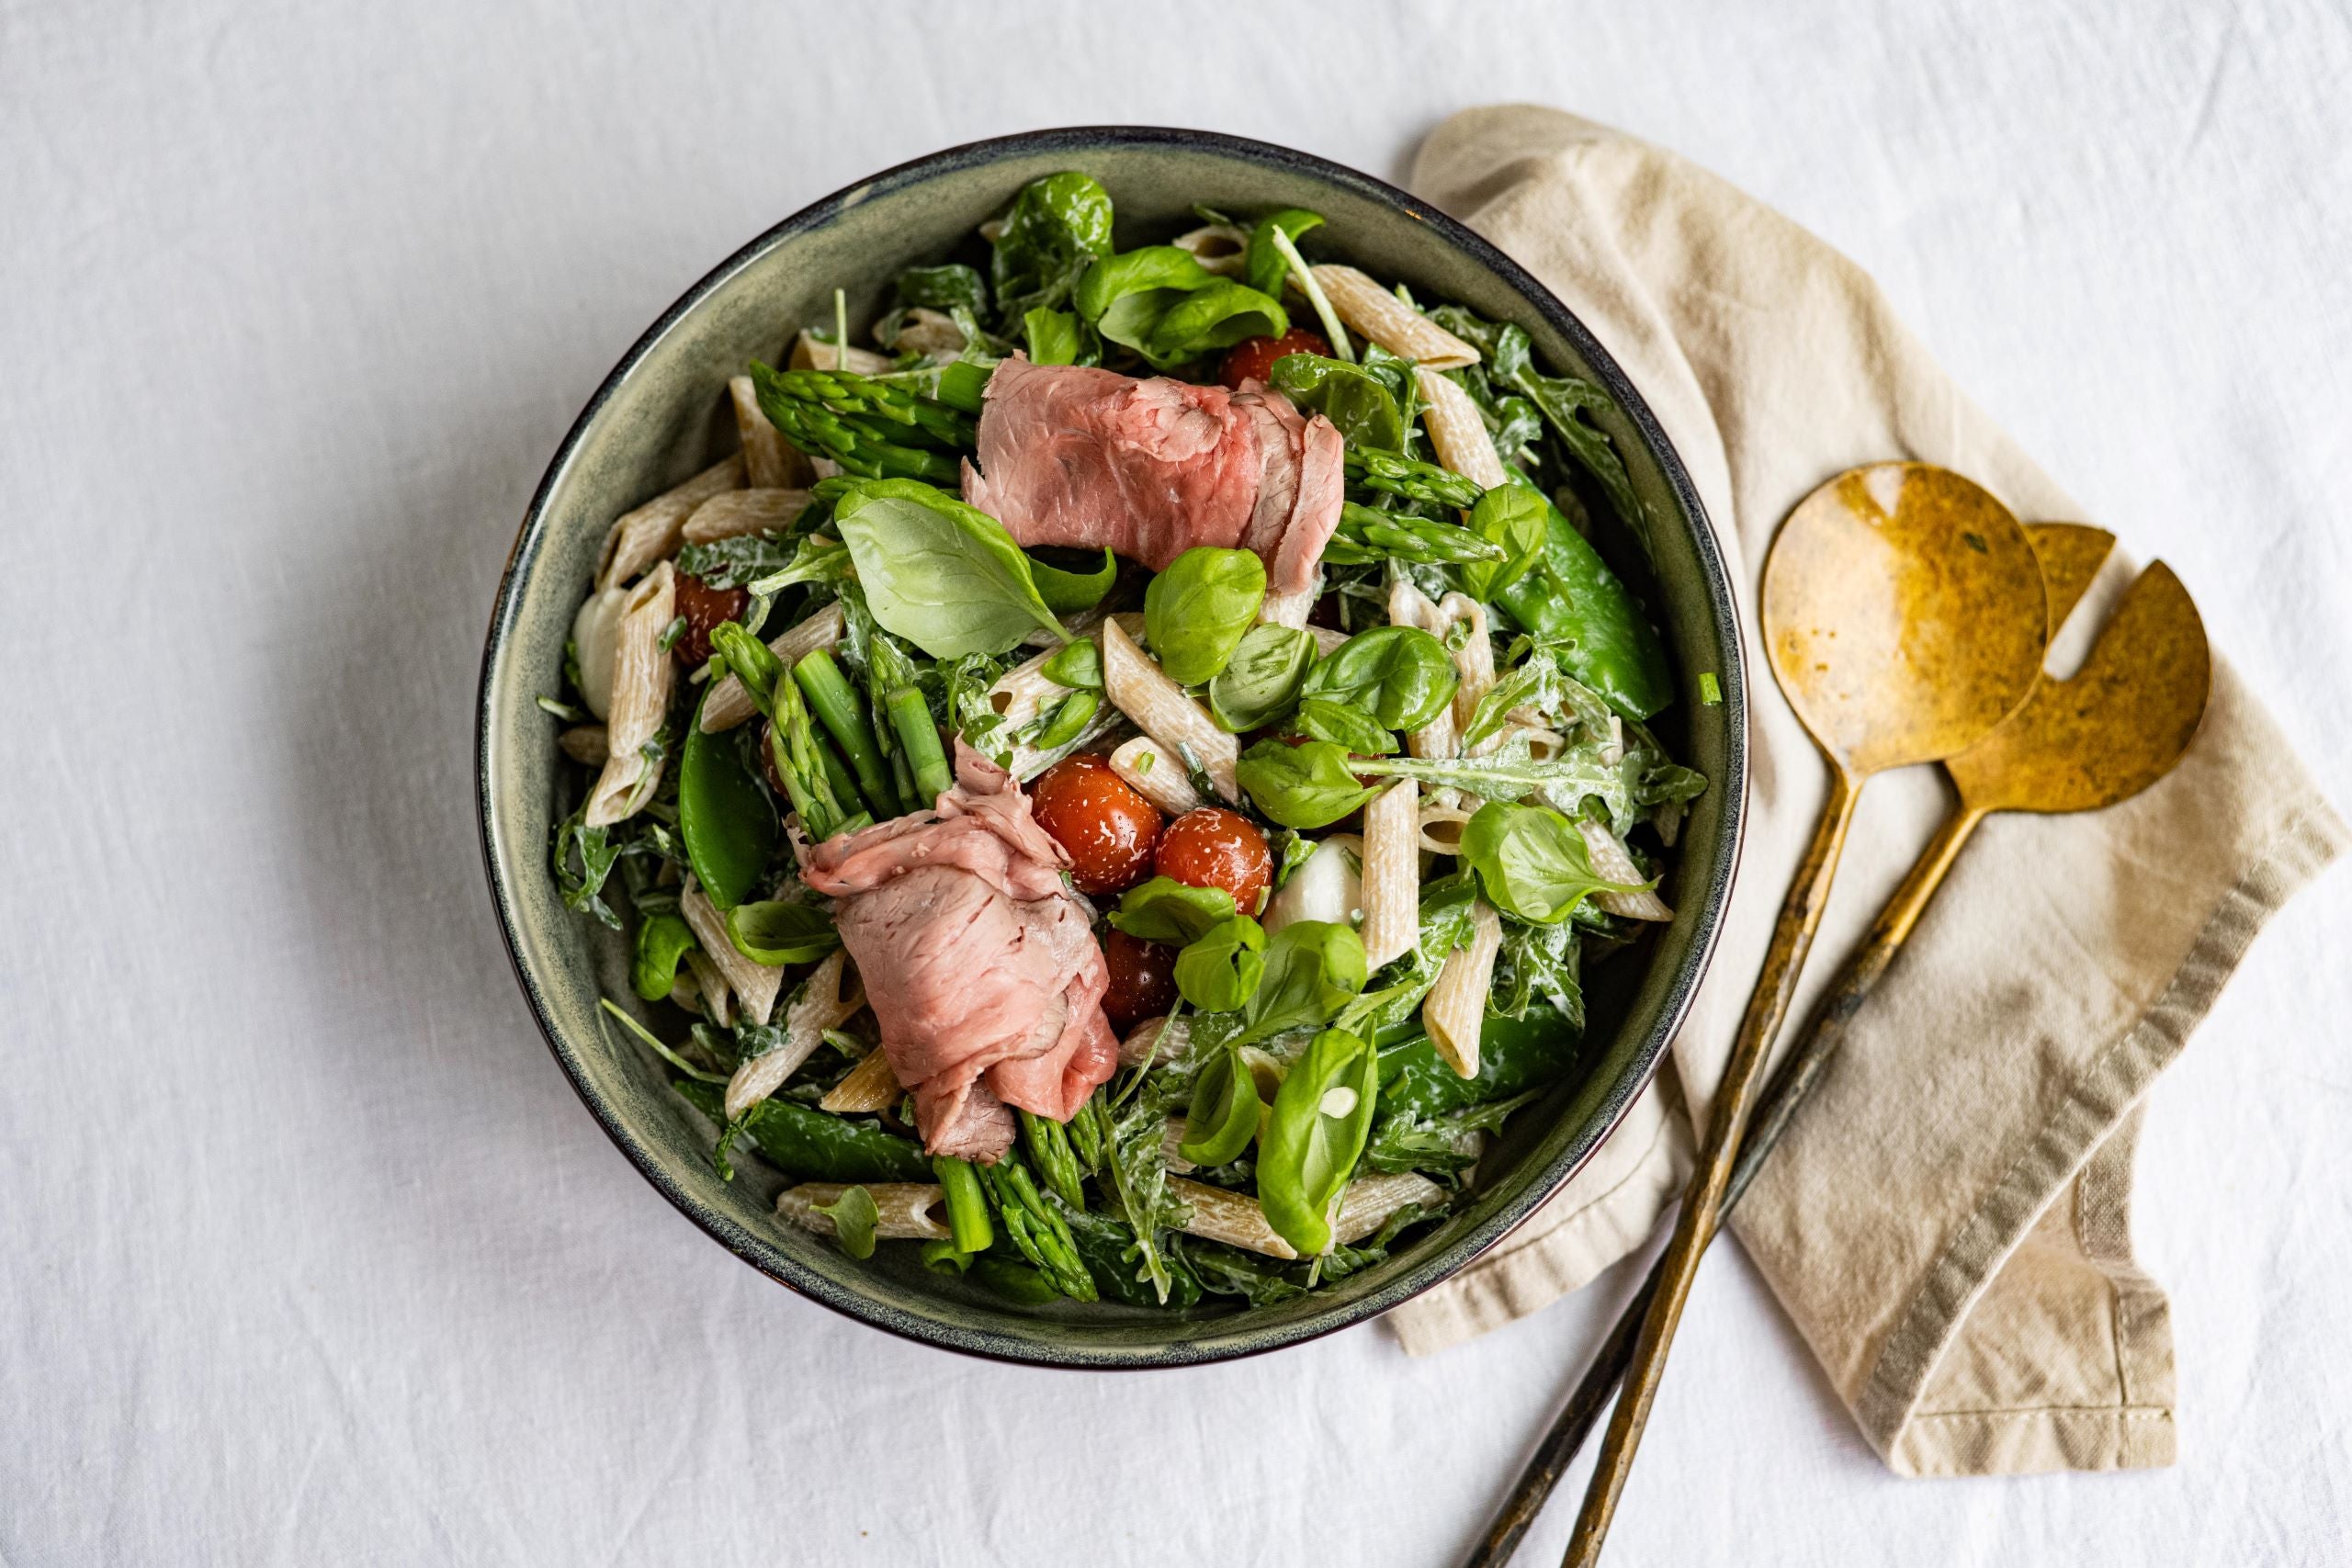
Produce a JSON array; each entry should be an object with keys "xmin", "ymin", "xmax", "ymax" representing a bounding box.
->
[
  {"xmin": 894, "ymin": 263, "xmax": 989, "ymax": 318},
  {"xmin": 1492, "ymin": 916, "xmax": 1584, "ymax": 1027},
  {"xmin": 831, "ymin": 479, "xmax": 1067, "ymax": 658},
  {"xmin": 741, "ymin": 535, "xmax": 851, "ymax": 598},
  {"xmin": 991, "ymin": 173, "xmax": 1115, "ymax": 318},
  {"xmin": 1363, "ymin": 1089, "xmax": 1541, "ymax": 1177},
  {"xmin": 677, "ymin": 526, "xmax": 820, "ymax": 592}
]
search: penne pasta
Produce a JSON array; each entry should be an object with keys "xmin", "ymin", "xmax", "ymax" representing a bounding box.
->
[
  {"xmin": 583, "ymin": 562, "xmax": 676, "ymax": 826},
  {"xmin": 729, "ymin": 374, "xmax": 811, "ymax": 490},
  {"xmin": 1170, "ymin": 1171, "xmax": 1446, "ymax": 1259},
  {"xmin": 789, "ymin": 329, "xmax": 894, "ymax": 376},
  {"xmin": 1309, "ymin": 625, "xmax": 1351, "ymax": 657},
  {"xmin": 1119, "ymin": 1013, "xmax": 1189, "ymax": 1068},
  {"xmin": 1161, "ymin": 1117, "xmax": 1196, "ymax": 1175},
  {"xmin": 1172, "ymin": 222, "xmax": 1249, "ymax": 276},
  {"xmin": 557, "ymin": 724, "xmax": 608, "ymax": 766},
  {"xmin": 1422, "ymin": 901, "xmax": 1501, "ymax": 1077},
  {"xmin": 1102, "ymin": 616, "xmax": 1238, "ymax": 802},
  {"xmin": 1306, "ymin": 265, "xmax": 1480, "ymax": 369},
  {"xmin": 699, "ymin": 602, "xmax": 846, "ymax": 732},
  {"xmin": 1416, "ymin": 800, "xmax": 1475, "ymax": 857},
  {"xmin": 1578, "ymin": 818, "xmax": 1675, "ymax": 922},
  {"xmin": 1359, "ymin": 779, "xmax": 1419, "ymax": 970},
  {"xmin": 723, "ymin": 951, "xmax": 865, "ymax": 1121},
  {"xmin": 885, "ymin": 307, "xmax": 967, "ymax": 358},
  {"xmin": 777, "ymin": 1182, "xmax": 950, "ymax": 1242},
  {"xmin": 680, "ymin": 488, "xmax": 811, "ymax": 545},
  {"xmin": 819, "ymin": 1047, "xmax": 901, "ymax": 1113},
  {"xmin": 1508, "ymin": 722, "xmax": 1568, "ymax": 762},
  {"xmin": 680, "ymin": 949, "xmax": 734, "ymax": 1027},
  {"xmin": 1419, "ymin": 367, "xmax": 1508, "ymax": 489},
  {"xmin": 1436, "ymin": 592, "xmax": 1498, "ymax": 748},
  {"xmin": 595, "ymin": 455, "xmax": 742, "ymax": 591},
  {"xmin": 1110, "ymin": 735, "xmax": 1204, "ymax": 817},
  {"xmin": 677, "ymin": 884, "xmax": 785, "ymax": 1027}
]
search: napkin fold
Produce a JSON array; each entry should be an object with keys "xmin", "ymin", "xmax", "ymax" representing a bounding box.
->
[{"xmin": 1386, "ymin": 105, "xmax": 2348, "ymax": 1478}]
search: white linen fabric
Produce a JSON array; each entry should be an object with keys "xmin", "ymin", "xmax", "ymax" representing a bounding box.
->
[{"xmin": 3, "ymin": 3, "xmax": 2346, "ymax": 1563}]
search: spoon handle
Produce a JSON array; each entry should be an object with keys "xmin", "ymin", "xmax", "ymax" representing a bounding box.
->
[
  {"xmin": 1561, "ymin": 769, "xmax": 1862, "ymax": 1568},
  {"xmin": 1459, "ymin": 803, "xmax": 1986, "ymax": 1568}
]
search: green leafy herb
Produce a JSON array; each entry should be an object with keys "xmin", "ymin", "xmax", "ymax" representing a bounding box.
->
[
  {"xmin": 1236, "ymin": 738, "xmax": 1377, "ymax": 829},
  {"xmin": 1029, "ymin": 689, "xmax": 1099, "ymax": 750},
  {"xmin": 723, "ymin": 900, "xmax": 840, "ymax": 965},
  {"xmin": 1179, "ymin": 1043, "xmax": 1263, "ymax": 1166},
  {"xmin": 831, "ymin": 478, "xmax": 1067, "ymax": 658},
  {"xmin": 894, "ymin": 262, "xmax": 989, "ymax": 319},
  {"xmin": 1022, "ymin": 306, "xmax": 1095, "ymax": 367},
  {"xmin": 1107, "ymin": 876, "xmax": 1236, "ymax": 946},
  {"xmin": 1235, "ymin": 920, "xmax": 1367, "ymax": 1046},
  {"xmin": 1143, "ymin": 547, "xmax": 1266, "ymax": 685},
  {"xmin": 739, "ymin": 536, "xmax": 851, "ymax": 599},
  {"xmin": 1207, "ymin": 623, "xmax": 1317, "ymax": 732},
  {"xmin": 1146, "ymin": 280, "xmax": 1287, "ymax": 365},
  {"xmin": 629, "ymin": 911, "xmax": 697, "ymax": 1001},
  {"xmin": 1256, "ymin": 1026, "xmax": 1380, "ymax": 1256},
  {"xmin": 600, "ymin": 998, "xmax": 728, "ymax": 1085},
  {"xmin": 1363, "ymin": 1089, "xmax": 1540, "ymax": 1177},
  {"xmin": 1458, "ymin": 802, "xmax": 1645, "ymax": 924},
  {"xmin": 1493, "ymin": 916, "xmax": 1583, "ymax": 1027},
  {"xmin": 813, "ymin": 1185, "xmax": 880, "ymax": 1259},
  {"xmin": 1301, "ymin": 625, "xmax": 1458, "ymax": 733},
  {"xmin": 1174, "ymin": 915, "xmax": 1267, "ymax": 1012},
  {"xmin": 991, "ymin": 173, "xmax": 1115, "ymax": 318},
  {"xmin": 1243, "ymin": 207, "xmax": 1324, "ymax": 298},
  {"xmin": 1074, "ymin": 246, "xmax": 1217, "ymax": 353},
  {"xmin": 1027, "ymin": 547, "xmax": 1117, "ymax": 614},
  {"xmin": 1040, "ymin": 637, "xmax": 1102, "ymax": 691},
  {"xmin": 1458, "ymin": 480, "xmax": 1551, "ymax": 601},
  {"xmin": 1272, "ymin": 354, "xmax": 1404, "ymax": 449},
  {"xmin": 1290, "ymin": 697, "xmax": 1397, "ymax": 757}
]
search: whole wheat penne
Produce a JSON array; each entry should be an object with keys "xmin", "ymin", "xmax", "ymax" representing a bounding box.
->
[
  {"xmin": 557, "ymin": 725, "xmax": 608, "ymax": 766},
  {"xmin": 1578, "ymin": 818, "xmax": 1675, "ymax": 921},
  {"xmin": 819, "ymin": 1047, "xmax": 901, "ymax": 1113},
  {"xmin": 1332, "ymin": 1172, "xmax": 1446, "ymax": 1240},
  {"xmin": 729, "ymin": 375, "xmax": 811, "ymax": 490},
  {"xmin": 1309, "ymin": 625, "xmax": 1351, "ymax": 656},
  {"xmin": 595, "ymin": 456, "xmax": 742, "ymax": 591},
  {"xmin": 1360, "ymin": 779, "xmax": 1419, "ymax": 970},
  {"xmin": 699, "ymin": 602, "xmax": 846, "ymax": 732},
  {"xmin": 677, "ymin": 884, "xmax": 785, "ymax": 1027},
  {"xmin": 1161, "ymin": 1117, "xmax": 1197, "ymax": 1175},
  {"xmin": 681, "ymin": 488, "xmax": 811, "ymax": 545},
  {"xmin": 1110, "ymin": 735, "xmax": 1204, "ymax": 817},
  {"xmin": 1172, "ymin": 222, "xmax": 1249, "ymax": 275},
  {"xmin": 1417, "ymin": 800, "xmax": 1475, "ymax": 857},
  {"xmin": 1419, "ymin": 367, "xmax": 1508, "ymax": 489},
  {"xmin": 789, "ymin": 329, "xmax": 894, "ymax": 376},
  {"xmin": 1102, "ymin": 616, "xmax": 1237, "ymax": 802},
  {"xmin": 1506, "ymin": 722, "xmax": 1569, "ymax": 762},
  {"xmin": 884, "ymin": 307, "xmax": 967, "ymax": 358},
  {"xmin": 1170, "ymin": 1171, "xmax": 1446, "ymax": 1259},
  {"xmin": 1423, "ymin": 901, "xmax": 1502, "ymax": 1077},
  {"xmin": 777, "ymin": 1182, "xmax": 950, "ymax": 1241},
  {"xmin": 1307, "ymin": 265, "xmax": 1479, "ymax": 369},
  {"xmin": 723, "ymin": 951, "xmax": 865, "ymax": 1121},
  {"xmin": 668, "ymin": 961, "xmax": 712, "ymax": 1025},
  {"xmin": 583, "ymin": 563, "xmax": 676, "ymax": 826},
  {"xmin": 1119, "ymin": 1014, "xmax": 1189, "ymax": 1068},
  {"xmin": 1436, "ymin": 592, "xmax": 1498, "ymax": 747}
]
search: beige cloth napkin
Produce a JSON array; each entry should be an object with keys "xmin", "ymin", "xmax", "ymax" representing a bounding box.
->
[{"xmin": 1385, "ymin": 106, "xmax": 2349, "ymax": 1478}]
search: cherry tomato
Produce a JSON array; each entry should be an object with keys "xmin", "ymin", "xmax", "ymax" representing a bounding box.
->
[
  {"xmin": 673, "ymin": 572, "xmax": 749, "ymax": 667},
  {"xmin": 1155, "ymin": 807, "xmax": 1273, "ymax": 917},
  {"xmin": 1029, "ymin": 754, "xmax": 1163, "ymax": 895},
  {"xmin": 1217, "ymin": 327, "xmax": 1334, "ymax": 390},
  {"xmin": 1099, "ymin": 930, "xmax": 1179, "ymax": 1033}
]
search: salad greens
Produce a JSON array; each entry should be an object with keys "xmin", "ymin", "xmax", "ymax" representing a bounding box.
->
[{"xmin": 547, "ymin": 169, "xmax": 1705, "ymax": 1315}]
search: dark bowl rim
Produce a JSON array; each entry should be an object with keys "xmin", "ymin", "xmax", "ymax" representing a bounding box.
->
[{"xmin": 476, "ymin": 124, "xmax": 1748, "ymax": 1370}]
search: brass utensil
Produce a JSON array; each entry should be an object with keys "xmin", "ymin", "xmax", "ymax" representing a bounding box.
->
[
  {"xmin": 1462, "ymin": 522, "xmax": 2211, "ymax": 1568},
  {"xmin": 1560, "ymin": 464, "xmax": 2049, "ymax": 1566}
]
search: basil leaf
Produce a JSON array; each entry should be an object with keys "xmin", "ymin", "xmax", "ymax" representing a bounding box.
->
[
  {"xmin": 1022, "ymin": 306, "xmax": 1097, "ymax": 367},
  {"xmin": 1148, "ymin": 280, "xmax": 1287, "ymax": 365},
  {"xmin": 1458, "ymin": 480, "xmax": 1550, "ymax": 602},
  {"xmin": 1144, "ymin": 547, "xmax": 1266, "ymax": 685},
  {"xmin": 1179, "ymin": 1043, "xmax": 1264, "ymax": 1167},
  {"xmin": 1028, "ymin": 547, "xmax": 1116, "ymax": 613},
  {"xmin": 1270, "ymin": 354, "xmax": 1404, "ymax": 450},
  {"xmin": 1107, "ymin": 876, "xmax": 1236, "ymax": 946},
  {"xmin": 992, "ymin": 173, "xmax": 1114, "ymax": 319},
  {"xmin": 677, "ymin": 695, "xmax": 778, "ymax": 910},
  {"xmin": 894, "ymin": 263, "xmax": 989, "ymax": 318},
  {"xmin": 1458, "ymin": 802, "xmax": 1645, "ymax": 924},
  {"xmin": 1236, "ymin": 738, "xmax": 1376, "ymax": 829},
  {"xmin": 1244, "ymin": 207, "xmax": 1325, "ymax": 298},
  {"xmin": 1030, "ymin": 689, "xmax": 1099, "ymax": 750},
  {"xmin": 832, "ymin": 479, "xmax": 1066, "ymax": 658},
  {"xmin": 813, "ymin": 1185, "xmax": 880, "ymax": 1260},
  {"xmin": 1256, "ymin": 1026, "xmax": 1380, "ymax": 1256},
  {"xmin": 1236, "ymin": 920, "xmax": 1367, "ymax": 1046},
  {"xmin": 1302, "ymin": 625, "xmax": 1458, "ymax": 732},
  {"xmin": 630, "ymin": 911, "xmax": 697, "ymax": 1001},
  {"xmin": 1175, "ymin": 915, "xmax": 1267, "ymax": 1012},
  {"xmin": 1208, "ymin": 623, "xmax": 1317, "ymax": 732},
  {"xmin": 724, "ymin": 900, "xmax": 842, "ymax": 965},
  {"xmin": 1291, "ymin": 697, "xmax": 1398, "ymax": 757},
  {"xmin": 1075, "ymin": 246, "xmax": 1217, "ymax": 357},
  {"xmin": 1040, "ymin": 637, "xmax": 1102, "ymax": 691}
]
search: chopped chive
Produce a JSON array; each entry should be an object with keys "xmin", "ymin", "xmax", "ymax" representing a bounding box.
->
[
  {"xmin": 1699, "ymin": 672, "xmax": 1722, "ymax": 706},
  {"xmin": 537, "ymin": 695, "xmax": 582, "ymax": 722}
]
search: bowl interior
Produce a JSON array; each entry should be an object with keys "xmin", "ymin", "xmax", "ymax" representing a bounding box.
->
[{"xmin": 478, "ymin": 129, "xmax": 1745, "ymax": 1367}]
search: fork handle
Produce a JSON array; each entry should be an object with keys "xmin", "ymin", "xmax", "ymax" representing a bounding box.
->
[{"xmin": 1561, "ymin": 767, "xmax": 1860, "ymax": 1567}]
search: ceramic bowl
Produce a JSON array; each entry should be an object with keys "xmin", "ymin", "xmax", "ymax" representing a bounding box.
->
[{"xmin": 477, "ymin": 127, "xmax": 1746, "ymax": 1367}]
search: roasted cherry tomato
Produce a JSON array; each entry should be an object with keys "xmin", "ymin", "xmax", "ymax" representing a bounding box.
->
[
  {"xmin": 1030, "ymin": 754, "xmax": 1163, "ymax": 895},
  {"xmin": 1099, "ymin": 929, "xmax": 1179, "ymax": 1033},
  {"xmin": 1155, "ymin": 807, "xmax": 1273, "ymax": 917},
  {"xmin": 1217, "ymin": 327, "xmax": 1334, "ymax": 390},
  {"xmin": 673, "ymin": 572, "xmax": 749, "ymax": 667}
]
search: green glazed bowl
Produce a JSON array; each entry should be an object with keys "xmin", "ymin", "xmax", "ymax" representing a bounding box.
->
[{"xmin": 477, "ymin": 128, "xmax": 1747, "ymax": 1368}]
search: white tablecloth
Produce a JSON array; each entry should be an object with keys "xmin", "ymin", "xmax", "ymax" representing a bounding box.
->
[{"xmin": 6, "ymin": 3, "xmax": 2346, "ymax": 1562}]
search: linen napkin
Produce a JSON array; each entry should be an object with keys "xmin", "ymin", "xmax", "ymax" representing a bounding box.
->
[{"xmin": 1385, "ymin": 105, "xmax": 2348, "ymax": 1478}]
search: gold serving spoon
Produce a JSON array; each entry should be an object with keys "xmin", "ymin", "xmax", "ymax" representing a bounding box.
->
[
  {"xmin": 1560, "ymin": 464, "xmax": 2050, "ymax": 1566},
  {"xmin": 1460, "ymin": 521, "xmax": 2211, "ymax": 1568}
]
